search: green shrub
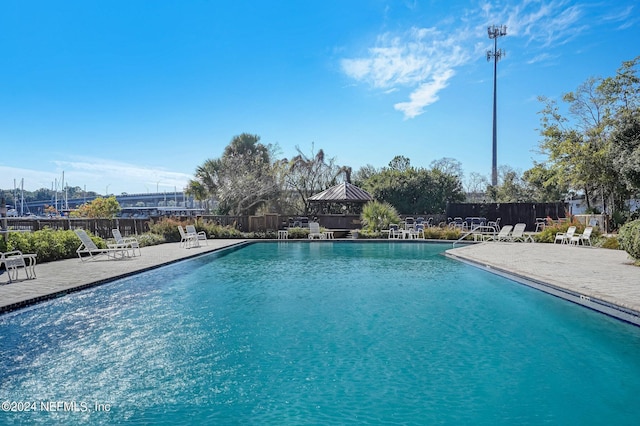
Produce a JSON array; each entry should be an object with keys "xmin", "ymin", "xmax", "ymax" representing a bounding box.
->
[
  {"xmin": 598, "ymin": 236, "xmax": 620, "ymax": 250},
  {"xmin": 357, "ymin": 229, "xmax": 381, "ymax": 239},
  {"xmin": 244, "ymin": 231, "xmax": 277, "ymax": 239},
  {"xmin": 360, "ymin": 201, "xmax": 401, "ymax": 232},
  {"xmin": 618, "ymin": 220, "xmax": 640, "ymax": 262},
  {"xmin": 149, "ymin": 217, "xmax": 184, "ymax": 242},
  {"xmin": 137, "ymin": 233, "xmax": 166, "ymax": 246},
  {"xmin": 5, "ymin": 228, "xmax": 96, "ymax": 262},
  {"xmin": 286, "ymin": 227, "xmax": 310, "ymax": 239},
  {"xmin": 6, "ymin": 231, "xmax": 33, "ymax": 253},
  {"xmin": 202, "ymin": 222, "xmax": 244, "ymax": 239}
]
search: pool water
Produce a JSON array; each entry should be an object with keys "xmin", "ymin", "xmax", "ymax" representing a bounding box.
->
[{"xmin": 2, "ymin": 242, "xmax": 640, "ymax": 425}]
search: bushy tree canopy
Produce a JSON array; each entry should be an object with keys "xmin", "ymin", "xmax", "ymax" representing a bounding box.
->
[
  {"xmin": 360, "ymin": 157, "xmax": 464, "ymax": 214},
  {"xmin": 188, "ymin": 133, "xmax": 282, "ymax": 215},
  {"xmin": 72, "ymin": 196, "xmax": 121, "ymax": 218}
]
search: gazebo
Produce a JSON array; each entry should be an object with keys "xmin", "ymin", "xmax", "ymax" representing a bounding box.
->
[{"xmin": 308, "ymin": 182, "xmax": 373, "ymax": 215}]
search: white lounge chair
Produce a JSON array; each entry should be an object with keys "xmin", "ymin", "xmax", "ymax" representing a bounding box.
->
[
  {"xmin": 112, "ymin": 229, "xmax": 141, "ymax": 256},
  {"xmin": 483, "ymin": 225, "xmax": 513, "ymax": 242},
  {"xmin": 178, "ymin": 226, "xmax": 199, "ymax": 248},
  {"xmin": 509, "ymin": 223, "xmax": 531, "ymax": 242},
  {"xmin": 308, "ymin": 222, "xmax": 323, "ymax": 239},
  {"xmin": 554, "ymin": 226, "xmax": 576, "ymax": 244},
  {"xmin": 1, "ymin": 250, "xmax": 37, "ymax": 283},
  {"xmin": 186, "ymin": 225, "xmax": 208, "ymax": 246},
  {"xmin": 570, "ymin": 226, "xmax": 593, "ymax": 246},
  {"xmin": 75, "ymin": 229, "xmax": 127, "ymax": 261}
]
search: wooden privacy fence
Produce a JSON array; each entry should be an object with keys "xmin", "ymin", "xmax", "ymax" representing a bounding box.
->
[{"xmin": 446, "ymin": 202, "xmax": 566, "ymax": 231}]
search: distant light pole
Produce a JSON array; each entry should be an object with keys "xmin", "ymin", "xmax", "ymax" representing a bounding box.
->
[
  {"xmin": 106, "ymin": 184, "xmax": 111, "ymax": 196},
  {"xmin": 487, "ymin": 24, "xmax": 507, "ymax": 187}
]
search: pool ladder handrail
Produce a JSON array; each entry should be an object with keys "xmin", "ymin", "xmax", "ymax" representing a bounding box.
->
[{"xmin": 452, "ymin": 226, "xmax": 495, "ymax": 248}]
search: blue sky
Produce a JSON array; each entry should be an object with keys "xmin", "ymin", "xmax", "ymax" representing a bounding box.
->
[{"xmin": 1, "ymin": 0, "xmax": 638, "ymax": 195}]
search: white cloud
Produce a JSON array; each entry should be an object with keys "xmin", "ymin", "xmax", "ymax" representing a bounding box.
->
[
  {"xmin": 341, "ymin": 0, "xmax": 635, "ymax": 118},
  {"xmin": 341, "ymin": 27, "xmax": 470, "ymax": 118},
  {"xmin": 394, "ymin": 69, "xmax": 455, "ymax": 119}
]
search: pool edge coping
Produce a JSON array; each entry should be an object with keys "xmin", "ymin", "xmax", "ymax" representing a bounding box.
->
[
  {"xmin": 444, "ymin": 250, "xmax": 640, "ymax": 327},
  {"xmin": 0, "ymin": 241, "xmax": 251, "ymax": 315}
]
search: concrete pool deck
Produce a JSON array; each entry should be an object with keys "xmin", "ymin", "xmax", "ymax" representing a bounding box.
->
[
  {"xmin": 1, "ymin": 240, "xmax": 639, "ymax": 325},
  {"xmin": 0, "ymin": 239, "xmax": 249, "ymax": 313}
]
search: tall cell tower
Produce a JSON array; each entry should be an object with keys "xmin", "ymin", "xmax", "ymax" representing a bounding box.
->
[{"xmin": 487, "ymin": 25, "xmax": 507, "ymax": 187}]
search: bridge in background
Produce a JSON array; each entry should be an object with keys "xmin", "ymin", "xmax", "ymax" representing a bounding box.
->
[{"xmin": 16, "ymin": 192, "xmax": 201, "ymax": 216}]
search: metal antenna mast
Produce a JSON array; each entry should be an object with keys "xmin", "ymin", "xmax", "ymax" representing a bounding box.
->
[{"xmin": 487, "ymin": 24, "xmax": 507, "ymax": 187}]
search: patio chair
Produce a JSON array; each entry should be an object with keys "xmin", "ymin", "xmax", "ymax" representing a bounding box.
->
[
  {"xmin": 387, "ymin": 224, "xmax": 402, "ymax": 239},
  {"xmin": 112, "ymin": 229, "xmax": 141, "ymax": 256},
  {"xmin": 411, "ymin": 223, "xmax": 425, "ymax": 239},
  {"xmin": 482, "ymin": 225, "xmax": 513, "ymax": 242},
  {"xmin": 404, "ymin": 217, "xmax": 415, "ymax": 230},
  {"xmin": 487, "ymin": 218, "xmax": 501, "ymax": 232},
  {"xmin": 186, "ymin": 225, "xmax": 208, "ymax": 246},
  {"xmin": 451, "ymin": 217, "xmax": 466, "ymax": 230},
  {"xmin": 178, "ymin": 226, "xmax": 199, "ymax": 248},
  {"xmin": 75, "ymin": 229, "xmax": 127, "ymax": 261},
  {"xmin": 534, "ymin": 218, "xmax": 547, "ymax": 232},
  {"xmin": 1, "ymin": 250, "xmax": 37, "ymax": 283},
  {"xmin": 554, "ymin": 226, "xmax": 576, "ymax": 245},
  {"xmin": 570, "ymin": 226, "xmax": 593, "ymax": 246},
  {"xmin": 308, "ymin": 222, "xmax": 324, "ymax": 239},
  {"xmin": 509, "ymin": 223, "xmax": 531, "ymax": 242}
]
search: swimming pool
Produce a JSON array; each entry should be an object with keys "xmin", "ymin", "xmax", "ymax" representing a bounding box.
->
[{"xmin": 2, "ymin": 242, "xmax": 640, "ymax": 425}]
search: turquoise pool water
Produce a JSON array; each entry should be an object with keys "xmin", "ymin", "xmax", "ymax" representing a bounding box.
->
[{"xmin": 2, "ymin": 242, "xmax": 640, "ymax": 425}]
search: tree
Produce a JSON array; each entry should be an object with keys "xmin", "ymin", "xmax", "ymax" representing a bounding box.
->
[
  {"xmin": 464, "ymin": 172, "xmax": 489, "ymax": 202},
  {"xmin": 488, "ymin": 166, "xmax": 527, "ymax": 202},
  {"xmin": 285, "ymin": 144, "xmax": 343, "ymax": 214},
  {"xmin": 537, "ymin": 78, "xmax": 618, "ymax": 213},
  {"xmin": 188, "ymin": 134, "xmax": 283, "ymax": 215},
  {"xmin": 602, "ymin": 56, "xmax": 640, "ymax": 196},
  {"xmin": 522, "ymin": 163, "xmax": 568, "ymax": 202},
  {"xmin": 360, "ymin": 157, "xmax": 465, "ymax": 214},
  {"xmin": 430, "ymin": 157, "xmax": 463, "ymax": 178},
  {"xmin": 611, "ymin": 112, "xmax": 640, "ymax": 192},
  {"xmin": 73, "ymin": 196, "xmax": 121, "ymax": 218},
  {"xmin": 352, "ymin": 164, "xmax": 379, "ymax": 187},
  {"xmin": 536, "ymin": 57, "xmax": 640, "ymax": 215}
]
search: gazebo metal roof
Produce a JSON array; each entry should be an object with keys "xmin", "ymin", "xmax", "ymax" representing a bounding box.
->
[{"xmin": 308, "ymin": 182, "xmax": 373, "ymax": 203}]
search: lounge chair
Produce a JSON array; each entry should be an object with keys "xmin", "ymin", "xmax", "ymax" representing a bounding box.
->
[
  {"xmin": 75, "ymin": 229, "xmax": 127, "ymax": 261},
  {"xmin": 1, "ymin": 250, "xmax": 37, "ymax": 283},
  {"xmin": 509, "ymin": 223, "xmax": 532, "ymax": 242},
  {"xmin": 308, "ymin": 222, "xmax": 323, "ymax": 239},
  {"xmin": 186, "ymin": 225, "xmax": 208, "ymax": 246},
  {"xmin": 178, "ymin": 226, "xmax": 199, "ymax": 248},
  {"xmin": 482, "ymin": 225, "xmax": 513, "ymax": 242},
  {"xmin": 112, "ymin": 229, "xmax": 141, "ymax": 256},
  {"xmin": 570, "ymin": 226, "xmax": 593, "ymax": 246},
  {"xmin": 554, "ymin": 226, "xmax": 576, "ymax": 244}
]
